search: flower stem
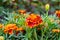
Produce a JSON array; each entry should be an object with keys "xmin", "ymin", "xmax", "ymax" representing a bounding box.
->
[{"xmin": 34, "ymin": 28, "xmax": 38, "ymax": 40}]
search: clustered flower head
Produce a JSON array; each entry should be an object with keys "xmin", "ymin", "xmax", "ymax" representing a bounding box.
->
[
  {"xmin": 4, "ymin": 24, "xmax": 24, "ymax": 35},
  {"xmin": 55, "ymin": 10, "xmax": 60, "ymax": 18},
  {"xmin": 26, "ymin": 14, "xmax": 43, "ymax": 28},
  {"xmin": 4, "ymin": 24, "xmax": 18, "ymax": 34}
]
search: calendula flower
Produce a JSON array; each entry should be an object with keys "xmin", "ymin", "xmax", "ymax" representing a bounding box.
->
[
  {"xmin": 52, "ymin": 29, "xmax": 60, "ymax": 33},
  {"xmin": 55, "ymin": 10, "xmax": 60, "ymax": 18},
  {"xmin": 26, "ymin": 14, "xmax": 43, "ymax": 28},
  {"xmin": 0, "ymin": 36, "xmax": 4, "ymax": 40},
  {"xmin": 18, "ymin": 10, "xmax": 26, "ymax": 14},
  {"xmin": 4, "ymin": 24, "xmax": 18, "ymax": 34},
  {"xmin": 45, "ymin": 4, "xmax": 50, "ymax": 11},
  {"xmin": 0, "ymin": 24, "xmax": 3, "ymax": 28}
]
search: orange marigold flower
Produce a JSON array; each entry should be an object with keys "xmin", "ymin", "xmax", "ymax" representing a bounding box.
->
[
  {"xmin": 18, "ymin": 10, "xmax": 26, "ymax": 14},
  {"xmin": 26, "ymin": 14, "xmax": 43, "ymax": 28},
  {"xmin": 55, "ymin": 10, "xmax": 60, "ymax": 18},
  {"xmin": 4, "ymin": 24, "xmax": 18, "ymax": 34},
  {"xmin": 52, "ymin": 29, "xmax": 60, "ymax": 33}
]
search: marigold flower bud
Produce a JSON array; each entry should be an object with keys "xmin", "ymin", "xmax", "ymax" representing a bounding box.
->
[{"xmin": 45, "ymin": 4, "xmax": 50, "ymax": 11}]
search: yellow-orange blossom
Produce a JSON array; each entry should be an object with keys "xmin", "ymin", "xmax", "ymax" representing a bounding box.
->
[
  {"xmin": 26, "ymin": 14, "xmax": 43, "ymax": 28},
  {"xmin": 4, "ymin": 24, "xmax": 18, "ymax": 34},
  {"xmin": 4, "ymin": 24, "xmax": 24, "ymax": 34}
]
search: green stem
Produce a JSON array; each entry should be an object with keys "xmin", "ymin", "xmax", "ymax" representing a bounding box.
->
[
  {"xmin": 29, "ymin": 38, "xmax": 32, "ymax": 40},
  {"xmin": 44, "ymin": 11, "xmax": 49, "ymax": 22},
  {"xmin": 34, "ymin": 28, "xmax": 38, "ymax": 40},
  {"xmin": 46, "ymin": 11, "xmax": 48, "ymax": 17},
  {"xmin": 47, "ymin": 11, "xmax": 48, "ymax": 16},
  {"xmin": 41, "ymin": 30, "xmax": 44, "ymax": 40}
]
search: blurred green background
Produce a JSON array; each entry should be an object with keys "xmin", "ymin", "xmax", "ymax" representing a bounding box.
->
[{"xmin": 0, "ymin": 0, "xmax": 59, "ymax": 23}]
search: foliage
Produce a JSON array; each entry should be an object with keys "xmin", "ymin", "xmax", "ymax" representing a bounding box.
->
[{"xmin": 0, "ymin": 0, "xmax": 60, "ymax": 40}]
